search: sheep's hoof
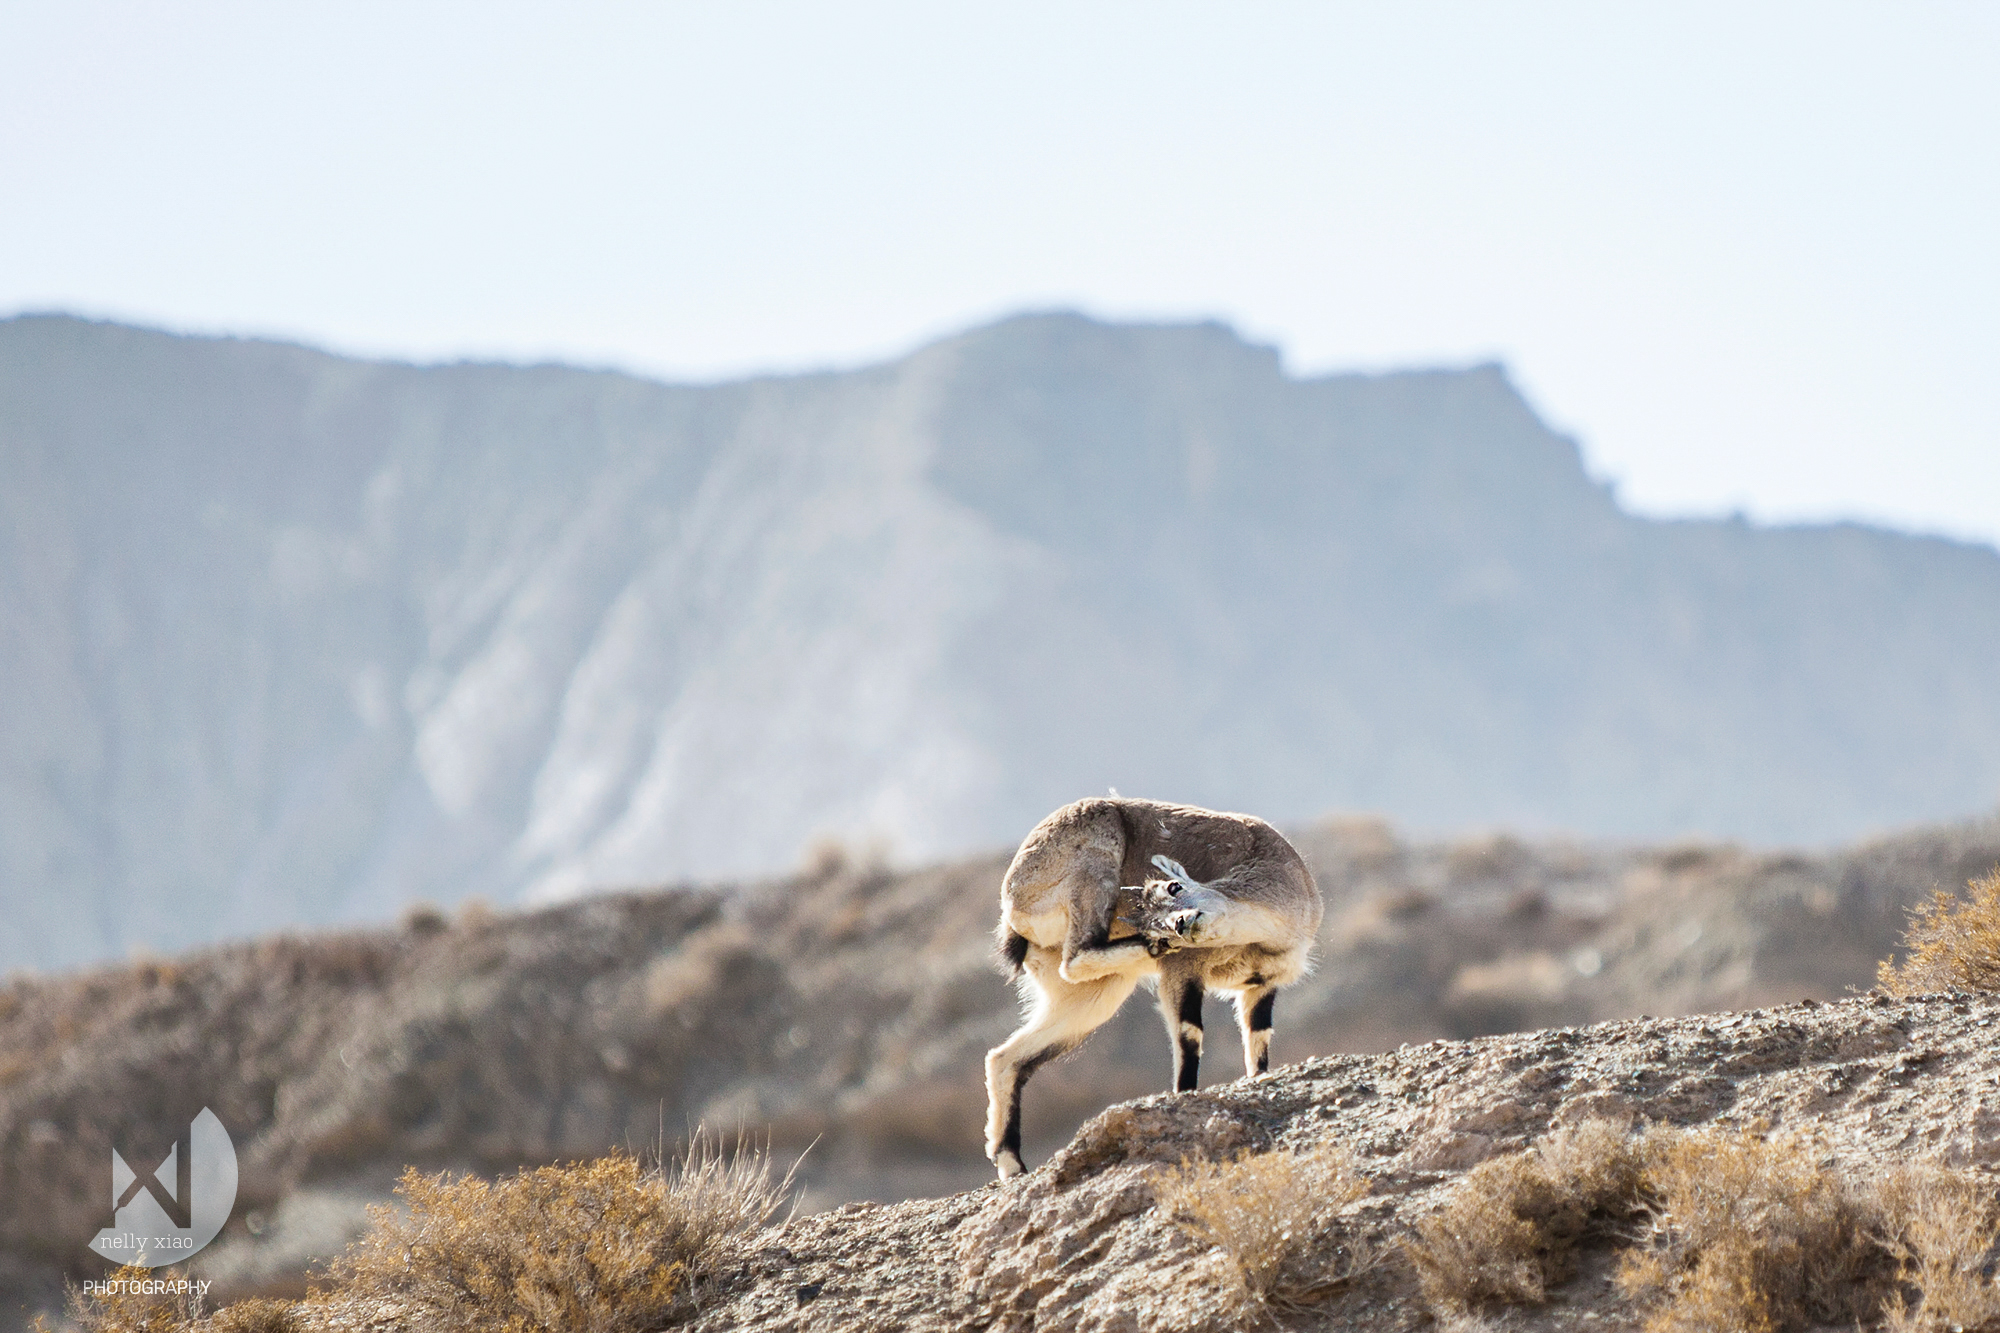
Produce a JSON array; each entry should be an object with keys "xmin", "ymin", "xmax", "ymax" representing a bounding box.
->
[{"xmin": 994, "ymin": 1150, "xmax": 1025, "ymax": 1179}]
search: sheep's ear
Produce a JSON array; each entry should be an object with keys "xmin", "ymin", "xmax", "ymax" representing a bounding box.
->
[{"xmin": 1150, "ymin": 854, "xmax": 1200, "ymax": 892}]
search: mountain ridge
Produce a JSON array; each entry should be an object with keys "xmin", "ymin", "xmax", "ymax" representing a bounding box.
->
[{"xmin": 3, "ymin": 310, "xmax": 1998, "ymax": 972}]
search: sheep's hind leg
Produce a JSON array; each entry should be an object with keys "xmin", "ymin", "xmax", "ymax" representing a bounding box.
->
[
  {"xmin": 984, "ymin": 957, "xmax": 1137, "ymax": 1178},
  {"xmin": 1157, "ymin": 959, "xmax": 1206, "ymax": 1092},
  {"xmin": 1232, "ymin": 982, "xmax": 1276, "ymax": 1076}
]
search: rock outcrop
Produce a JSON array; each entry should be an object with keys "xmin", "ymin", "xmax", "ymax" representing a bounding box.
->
[{"xmin": 688, "ymin": 990, "xmax": 2000, "ymax": 1331}]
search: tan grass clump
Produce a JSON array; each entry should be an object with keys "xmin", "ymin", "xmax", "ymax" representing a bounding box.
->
[
  {"xmin": 1876, "ymin": 1165, "xmax": 2000, "ymax": 1333},
  {"xmin": 1407, "ymin": 1121, "xmax": 1983, "ymax": 1331},
  {"xmin": 1154, "ymin": 1142, "xmax": 1373, "ymax": 1315},
  {"xmin": 1409, "ymin": 1119, "xmax": 2000, "ymax": 1331},
  {"xmin": 200, "ymin": 1300, "xmax": 299, "ymax": 1333},
  {"xmin": 1617, "ymin": 1126, "xmax": 1890, "ymax": 1332},
  {"xmin": 329, "ymin": 1135, "xmax": 791, "ymax": 1331},
  {"xmin": 61, "ymin": 1135, "xmax": 792, "ymax": 1333},
  {"xmin": 1878, "ymin": 868, "xmax": 2000, "ymax": 996},
  {"xmin": 1407, "ymin": 1117, "xmax": 1643, "ymax": 1311}
]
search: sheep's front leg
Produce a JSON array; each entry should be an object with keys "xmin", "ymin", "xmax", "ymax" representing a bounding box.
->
[{"xmin": 1057, "ymin": 868, "xmax": 1152, "ymax": 984}]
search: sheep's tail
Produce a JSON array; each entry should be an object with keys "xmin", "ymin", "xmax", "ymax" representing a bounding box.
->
[{"xmin": 995, "ymin": 924, "xmax": 1031, "ymax": 979}]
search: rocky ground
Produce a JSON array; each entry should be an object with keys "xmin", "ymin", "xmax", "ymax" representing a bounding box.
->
[
  {"xmin": 682, "ymin": 989, "xmax": 2000, "ymax": 1331},
  {"xmin": 4, "ymin": 813, "xmax": 1999, "ymax": 1329}
]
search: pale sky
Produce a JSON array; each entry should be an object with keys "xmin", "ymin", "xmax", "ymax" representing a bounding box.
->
[{"xmin": 5, "ymin": 2, "xmax": 1997, "ymax": 547}]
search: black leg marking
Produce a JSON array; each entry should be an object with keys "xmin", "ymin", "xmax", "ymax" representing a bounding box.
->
[
  {"xmin": 1001, "ymin": 1042, "xmax": 1069, "ymax": 1166},
  {"xmin": 1246, "ymin": 989, "xmax": 1276, "ymax": 1074},
  {"xmin": 1174, "ymin": 980, "xmax": 1204, "ymax": 1092}
]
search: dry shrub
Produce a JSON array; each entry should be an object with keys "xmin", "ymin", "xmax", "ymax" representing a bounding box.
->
[
  {"xmin": 1876, "ymin": 1166, "xmax": 2000, "ymax": 1333},
  {"xmin": 62, "ymin": 1135, "xmax": 792, "ymax": 1333},
  {"xmin": 202, "ymin": 1301, "xmax": 299, "ymax": 1333},
  {"xmin": 1408, "ymin": 1121, "xmax": 1996, "ymax": 1332},
  {"xmin": 1154, "ymin": 1143, "xmax": 1373, "ymax": 1314},
  {"xmin": 1879, "ymin": 868, "xmax": 2000, "ymax": 995},
  {"xmin": 330, "ymin": 1135, "xmax": 792, "ymax": 1331},
  {"xmin": 1618, "ymin": 1126, "xmax": 1890, "ymax": 1332},
  {"xmin": 1407, "ymin": 1117, "xmax": 1643, "ymax": 1311}
]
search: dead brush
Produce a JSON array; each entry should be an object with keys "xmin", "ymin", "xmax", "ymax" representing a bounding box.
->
[
  {"xmin": 59, "ymin": 1132, "xmax": 794, "ymax": 1333},
  {"xmin": 1406, "ymin": 1117, "xmax": 1644, "ymax": 1311},
  {"xmin": 1617, "ymin": 1126, "xmax": 1893, "ymax": 1332},
  {"xmin": 1153, "ymin": 1142, "xmax": 1374, "ymax": 1317},
  {"xmin": 1878, "ymin": 868, "xmax": 2000, "ymax": 995},
  {"xmin": 1410, "ymin": 1119, "xmax": 2000, "ymax": 1331},
  {"xmin": 328, "ymin": 1132, "xmax": 794, "ymax": 1331},
  {"xmin": 199, "ymin": 1301, "xmax": 298, "ymax": 1333},
  {"xmin": 1874, "ymin": 1165, "xmax": 2000, "ymax": 1333}
]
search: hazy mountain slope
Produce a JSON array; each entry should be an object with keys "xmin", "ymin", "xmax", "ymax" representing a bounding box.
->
[
  {"xmin": 3, "ymin": 312, "xmax": 1999, "ymax": 971},
  {"xmin": 0, "ymin": 316, "xmax": 1009, "ymax": 968},
  {"xmin": 923, "ymin": 321, "xmax": 2000, "ymax": 838}
]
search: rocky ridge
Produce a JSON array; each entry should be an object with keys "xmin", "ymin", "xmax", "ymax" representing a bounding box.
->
[{"xmin": 686, "ymin": 989, "xmax": 2000, "ymax": 1331}]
